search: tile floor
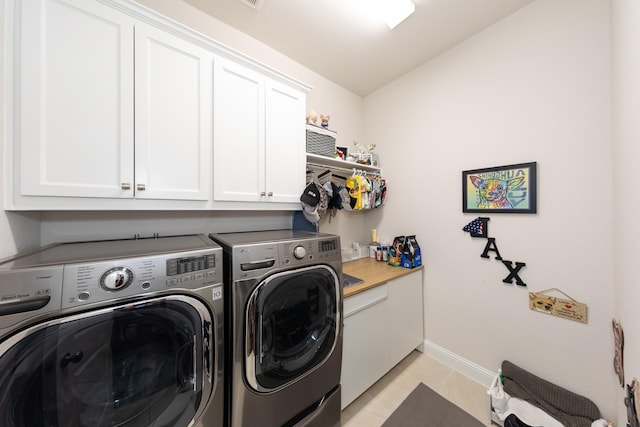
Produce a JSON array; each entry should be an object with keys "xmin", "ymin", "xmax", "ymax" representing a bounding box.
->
[{"xmin": 340, "ymin": 350, "xmax": 491, "ymax": 426}]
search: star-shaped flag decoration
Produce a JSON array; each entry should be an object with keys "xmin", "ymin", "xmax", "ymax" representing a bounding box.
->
[{"xmin": 462, "ymin": 217, "xmax": 489, "ymax": 238}]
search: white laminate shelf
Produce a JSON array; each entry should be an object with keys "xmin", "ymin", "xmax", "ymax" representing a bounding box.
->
[{"xmin": 306, "ymin": 153, "xmax": 381, "ymax": 174}]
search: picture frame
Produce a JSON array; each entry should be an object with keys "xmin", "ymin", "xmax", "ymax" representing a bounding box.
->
[
  {"xmin": 336, "ymin": 146, "xmax": 348, "ymax": 160},
  {"xmin": 359, "ymin": 153, "xmax": 372, "ymax": 165},
  {"xmin": 462, "ymin": 162, "xmax": 537, "ymax": 214}
]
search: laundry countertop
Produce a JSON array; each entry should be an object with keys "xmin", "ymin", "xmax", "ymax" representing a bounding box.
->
[{"xmin": 342, "ymin": 257, "xmax": 423, "ymax": 298}]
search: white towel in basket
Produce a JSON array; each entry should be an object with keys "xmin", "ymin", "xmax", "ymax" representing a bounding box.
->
[{"xmin": 489, "ymin": 373, "xmax": 563, "ymax": 427}]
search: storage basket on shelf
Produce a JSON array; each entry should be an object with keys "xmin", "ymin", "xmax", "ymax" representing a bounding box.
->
[{"xmin": 306, "ymin": 124, "xmax": 336, "ymax": 157}]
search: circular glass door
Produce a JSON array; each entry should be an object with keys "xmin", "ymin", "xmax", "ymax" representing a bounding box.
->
[
  {"xmin": 0, "ymin": 296, "xmax": 213, "ymax": 427},
  {"xmin": 245, "ymin": 265, "xmax": 340, "ymax": 392}
]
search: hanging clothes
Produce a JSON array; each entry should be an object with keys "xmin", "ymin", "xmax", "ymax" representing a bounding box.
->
[
  {"xmin": 360, "ymin": 175, "xmax": 370, "ymax": 210},
  {"xmin": 304, "ymin": 163, "xmax": 387, "ymax": 216},
  {"xmin": 346, "ymin": 175, "xmax": 362, "ymax": 210}
]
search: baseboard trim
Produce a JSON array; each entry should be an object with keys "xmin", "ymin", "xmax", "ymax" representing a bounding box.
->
[{"xmin": 422, "ymin": 340, "xmax": 496, "ymax": 387}]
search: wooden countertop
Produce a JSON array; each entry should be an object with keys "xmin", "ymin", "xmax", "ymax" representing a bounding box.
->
[{"xmin": 343, "ymin": 257, "xmax": 424, "ymax": 298}]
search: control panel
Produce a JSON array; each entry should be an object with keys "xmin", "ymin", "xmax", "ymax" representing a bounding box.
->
[
  {"xmin": 61, "ymin": 248, "xmax": 222, "ymax": 309},
  {"xmin": 0, "ymin": 235, "xmax": 222, "ymax": 333},
  {"xmin": 0, "ymin": 267, "xmax": 64, "ymax": 331},
  {"xmin": 280, "ymin": 238, "xmax": 340, "ymax": 265},
  {"xmin": 230, "ymin": 236, "xmax": 341, "ymax": 280}
]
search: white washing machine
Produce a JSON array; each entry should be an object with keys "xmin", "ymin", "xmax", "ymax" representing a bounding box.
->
[
  {"xmin": 210, "ymin": 230, "xmax": 343, "ymax": 427},
  {"xmin": 0, "ymin": 234, "xmax": 224, "ymax": 427}
]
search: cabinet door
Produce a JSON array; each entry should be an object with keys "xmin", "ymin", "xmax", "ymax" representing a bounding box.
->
[
  {"xmin": 341, "ymin": 284, "xmax": 389, "ymax": 409},
  {"xmin": 265, "ymin": 80, "xmax": 306, "ymax": 203},
  {"xmin": 18, "ymin": 0, "xmax": 135, "ymax": 198},
  {"xmin": 388, "ymin": 272, "xmax": 424, "ymax": 368},
  {"xmin": 134, "ymin": 23, "xmax": 213, "ymax": 201},
  {"xmin": 213, "ymin": 58, "xmax": 265, "ymax": 202}
]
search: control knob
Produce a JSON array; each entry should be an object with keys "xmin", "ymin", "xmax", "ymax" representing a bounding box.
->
[
  {"xmin": 293, "ymin": 245, "xmax": 306, "ymax": 260},
  {"xmin": 100, "ymin": 267, "xmax": 134, "ymax": 291}
]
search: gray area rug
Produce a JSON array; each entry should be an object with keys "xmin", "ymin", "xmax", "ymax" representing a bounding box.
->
[{"xmin": 381, "ymin": 383, "xmax": 484, "ymax": 427}]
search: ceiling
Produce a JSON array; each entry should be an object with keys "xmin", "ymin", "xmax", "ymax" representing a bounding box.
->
[{"xmin": 183, "ymin": 0, "xmax": 535, "ymax": 96}]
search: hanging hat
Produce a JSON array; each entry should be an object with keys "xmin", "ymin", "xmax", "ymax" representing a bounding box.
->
[
  {"xmin": 301, "ymin": 203, "xmax": 320, "ymax": 224},
  {"xmin": 300, "ymin": 182, "xmax": 320, "ymax": 206}
]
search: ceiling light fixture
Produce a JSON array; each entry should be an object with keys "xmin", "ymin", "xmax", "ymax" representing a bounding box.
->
[{"xmin": 375, "ymin": 0, "xmax": 415, "ymax": 29}]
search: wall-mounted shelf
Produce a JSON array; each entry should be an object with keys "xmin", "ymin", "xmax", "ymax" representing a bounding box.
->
[
  {"xmin": 306, "ymin": 152, "xmax": 386, "ymax": 213},
  {"xmin": 306, "ymin": 153, "xmax": 381, "ymax": 174}
]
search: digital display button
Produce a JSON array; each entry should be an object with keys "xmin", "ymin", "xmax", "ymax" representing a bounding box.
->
[
  {"xmin": 166, "ymin": 253, "xmax": 216, "ymax": 276},
  {"xmin": 318, "ymin": 240, "xmax": 337, "ymax": 252}
]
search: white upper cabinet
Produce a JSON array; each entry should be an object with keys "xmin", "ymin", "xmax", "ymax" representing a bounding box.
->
[
  {"xmin": 5, "ymin": 0, "xmax": 309, "ymax": 210},
  {"xmin": 14, "ymin": 0, "xmax": 212, "ymax": 204},
  {"xmin": 265, "ymin": 80, "xmax": 306, "ymax": 204},
  {"xmin": 213, "ymin": 57, "xmax": 306, "ymax": 204},
  {"xmin": 18, "ymin": 0, "xmax": 135, "ymax": 199},
  {"xmin": 213, "ymin": 58, "xmax": 265, "ymax": 203},
  {"xmin": 134, "ymin": 23, "xmax": 213, "ymax": 201}
]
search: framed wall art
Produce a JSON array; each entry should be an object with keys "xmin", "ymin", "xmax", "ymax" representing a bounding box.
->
[{"xmin": 462, "ymin": 162, "xmax": 537, "ymax": 213}]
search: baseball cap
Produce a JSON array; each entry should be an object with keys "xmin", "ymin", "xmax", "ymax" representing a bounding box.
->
[{"xmin": 300, "ymin": 182, "xmax": 320, "ymax": 206}]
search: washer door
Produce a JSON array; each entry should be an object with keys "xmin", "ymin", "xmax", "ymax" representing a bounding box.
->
[
  {"xmin": 0, "ymin": 295, "xmax": 214, "ymax": 427},
  {"xmin": 245, "ymin": 265, "xmax": 340, "ymax": 392}
]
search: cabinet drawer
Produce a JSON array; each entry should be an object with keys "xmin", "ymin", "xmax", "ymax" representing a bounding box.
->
[{"xmin": 344, "ymin": 283, "xmax": 388, "ymax": 318}]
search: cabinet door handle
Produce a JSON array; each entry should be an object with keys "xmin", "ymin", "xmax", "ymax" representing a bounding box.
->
[
  {"xmin": 121, "ymin": 183, "xmax": 131, "ymax": 190},
  {"xmin": 267, "ymin": 191, "xmax": 273, "ymax": 197},
  {"xmin": 137, "ymin": 184, "xmax": 146, "ymax": 191},
  {"xmin": 260, "ymin": 191, "xmax": 266, "ymax": 197}
]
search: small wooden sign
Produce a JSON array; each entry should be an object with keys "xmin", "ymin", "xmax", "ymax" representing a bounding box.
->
[{"xmin": 529, "ymin": 288, "xmax": 587, "ymax": 324}]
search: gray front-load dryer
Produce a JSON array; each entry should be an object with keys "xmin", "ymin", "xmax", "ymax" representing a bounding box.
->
[
  {"xmin": 210, "ymin": 230, "xmax": 342, "ymax": 427},
  {"xmin": 0, "ymin": 234, "xmax": 224, "ymax": 427}
]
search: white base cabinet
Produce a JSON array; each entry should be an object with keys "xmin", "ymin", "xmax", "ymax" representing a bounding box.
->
[
  {"xmin": 341, "ymin": 284, "xmax": 390, "ymax": 409},
  {"xmin": 388, "ymin": 273, "xmax": 425, "ymax": 368},
  {"xmin": 341, "ymin": 270, "xmax": 424, "ymax": 410}
]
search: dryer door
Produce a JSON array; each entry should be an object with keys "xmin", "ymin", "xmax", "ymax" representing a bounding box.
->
[
  {"xmin": 245, "ymin": 265, "xmax": 340, "ymax": 392},
  {"xmin": 0, "ymin": 295, "xmax": 214, "ymax": 427}
]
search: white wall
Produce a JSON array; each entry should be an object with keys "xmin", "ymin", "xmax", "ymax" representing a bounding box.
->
[
  {"xmin": 364, "ymin": 0, "xmax": 616, "ymax": 419},
  {"xmin": 39, "ymin": 210, "xmax": 292, "ymax": 244},
  {"xmin": 612, "ymin": 0, "xmax": 640, "ymax": 425}
]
